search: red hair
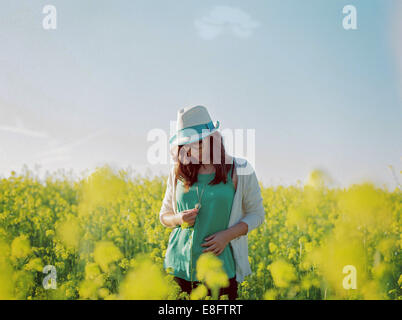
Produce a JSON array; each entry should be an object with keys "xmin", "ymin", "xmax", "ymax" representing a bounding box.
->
[{"xmin": 170, "ymin": 131, "xmax": 234, "ymax": 191}]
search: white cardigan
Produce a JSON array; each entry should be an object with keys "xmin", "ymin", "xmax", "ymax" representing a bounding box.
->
[{"xmin": 159, "ymin": 156, "xmax": 266, "ymax": 283}]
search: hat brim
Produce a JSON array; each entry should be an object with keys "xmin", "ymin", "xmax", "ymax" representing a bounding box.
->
[{"xmin": 169, "ymin": 121, "xmax": 220, "ymax": 146}]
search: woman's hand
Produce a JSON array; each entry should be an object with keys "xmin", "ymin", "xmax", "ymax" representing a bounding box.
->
[
  {"xmin": 177, "ymin": 208, "xmax": 199, "ymax": 227},
  {"xmin": 201, "ymin": 230, "xmax": 231, "ymax": 256}
]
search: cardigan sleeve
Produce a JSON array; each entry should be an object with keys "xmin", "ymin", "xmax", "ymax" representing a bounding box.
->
[
  {"xmin": 159, "ymin": 167, "xmax": 174, "ymax": 227},
  {"xmin": 239, "ymin": 165, "xmax": 265, "ymax": 233}
]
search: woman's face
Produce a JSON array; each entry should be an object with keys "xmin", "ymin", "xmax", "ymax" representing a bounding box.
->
[{"xmin": 179, "ymin": 138, "xmax": 211, "ymax": 165}]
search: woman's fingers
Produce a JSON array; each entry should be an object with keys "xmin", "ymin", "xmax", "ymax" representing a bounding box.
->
[
  {"xmin": 184, "ymin": 214, "xmax": 197, "ymax": 223},
  {"xmin": 201, "ymin": 239, "xmax": 215, "ymax": 247},
  {"xmin": 181, "ymin": 209, "xmax": 198, "ymax": 222},
  {"xmin": 204, "ymin": 234, "xmax": 214, "ymax": 241},
  {"xmin": 202, "ymin": 243, "xmax": 217, "ymax": 253},
  {"xmin": 179, "ymin": 209, "xmax": 199, "ymax": 226},
  {"xmin": 182, "ymin": 209, "xmax": 198, "ymax": 218}
]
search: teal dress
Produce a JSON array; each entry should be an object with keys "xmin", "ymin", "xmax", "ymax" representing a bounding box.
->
[{"xmin": 164, "ymin": 168, "xmax": 236, "ymax": 282}]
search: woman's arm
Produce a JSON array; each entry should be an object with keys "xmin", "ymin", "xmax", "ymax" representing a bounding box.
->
[
  {"xmin": 225, "ymin": 221, "xmax": 248, "ymax": 239},
  {"xmin": 161, "ymin": 209, "xmax": 199, "ymax": 228},
  {"xmin": 160, "ymin": 211, "xmax": 180, "ymax": 228},
  {"xmin": 201, "ymin": 221, "xmax": 248, "ymax": 255},
  {"xmin": 159, "ymin": 168, "xmax": 175, "ymax": 227},
  {"xmin": 228, "ymin": 161, "xmax": 265, "ymax": 236},
  {"xmin": 239, "ymin": 166, "xmax": 265, "ymax": 234}
]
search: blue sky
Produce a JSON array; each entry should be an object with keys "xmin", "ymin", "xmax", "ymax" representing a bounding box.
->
[{"xmin": 0, "ymin": 0, "xmax": 401, "ymax": 189}]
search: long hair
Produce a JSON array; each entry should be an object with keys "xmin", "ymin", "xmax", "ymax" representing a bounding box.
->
[{"xmin": 171, "ymin": 131, "xmax": 234, "ymax": 192}]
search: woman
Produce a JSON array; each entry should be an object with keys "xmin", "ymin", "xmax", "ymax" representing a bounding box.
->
[{"xmin": 159, "ymin": 105, "xmax": 265, "ymax": 300}]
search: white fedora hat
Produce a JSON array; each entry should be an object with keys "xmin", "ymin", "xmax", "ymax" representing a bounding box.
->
[{"xmin": 169, "ymin": 105, "xmax": 220, "ymax": 146}]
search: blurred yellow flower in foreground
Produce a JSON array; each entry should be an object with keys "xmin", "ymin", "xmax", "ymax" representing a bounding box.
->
[
  {"xmin": 56, "ymin": 217, "xmax": 82, "ymax": 249},
  {"xmin": 78, "ymin": 166, "xmax": 127, "ymax": 216},
  {"xmin": 11, "ymin": 235, "xmax": 31, "ymax": 259},
  {"xmin": 93, "ymin": 241, "xmax": 123, "ymax": 272},
  {"xmin": 267, "ymin": 259, "xmax": 297, "ymax": 288},
  {"xmin": 190, "ymin": 284, "xmax": 208, "ymax": 300},
  {"xmin": 196, "ymin": 252, "xmax": 229, "ymax": 299},
  {"xmin": 0, "ymin": 241, "xmax": 14, "ymax": 299},
  {"xmin": 119, "ymin": 256, "xmax": 175, "ymax": 299}
]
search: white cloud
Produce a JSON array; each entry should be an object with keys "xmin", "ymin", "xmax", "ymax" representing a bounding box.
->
[
  {"xmin": 0, "ymin": 117, "xmax": 49, "ymax": 138},
  {"xmin": 194, "ymin": 6, "xmax": 260, "ymax": 40},
  {"xmin": 33, "ymin": 130, "xmax": 106, "ymax": 165}
]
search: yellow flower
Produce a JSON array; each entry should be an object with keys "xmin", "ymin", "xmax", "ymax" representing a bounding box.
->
[
  {"xmin": 98, "ymin": 288, "xmax": 110, "ymax": 299},
  {"xmin": 56, "ymin": 217, "xmax": 82, "ymax": 249},
  {"xmin": 190, "ymin": 284, "xmax": 208, "ymax": 300},
  {"xmin": 11, "ymin": 235, "xmax": 31, "ymax": 259},
  {"xmin": 93, "ymin": 241, "xmax": 123, "ymax": 272},
  {"xmin": 267, "ymin": 259, "xmax": 297, "ymax": 288},
  {"xmin": 24, "ymin": 258, "xmax": 43, "ymax": 272},
  {"xmin": 79, "ymin": 280, "xmax": 99, "ymax": 300},
  {"xmin": 0, "ymin": 242, "xmax": 14, "ymax": 299},
  {"xmin": 263, "ymin": 289, "xmax": 278, "ymax": 300},
  {"xmin": 196, "ymin": 252, "xmax": 229, "ymax": 298},
  {"xmin": 119, "ymin": 256, "xmax": 174, "ymax": 299}
]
